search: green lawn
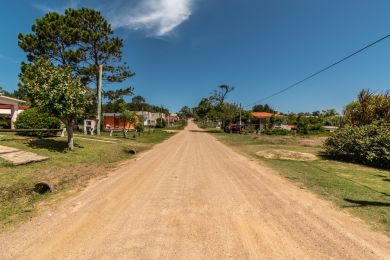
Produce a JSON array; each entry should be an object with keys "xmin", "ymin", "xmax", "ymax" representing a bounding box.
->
[
  {"xmin": 212, "ymin": 132, "xmax": 390, "ymax": 236},
  {"xmin": 0, "ymin": 130, "xmax": 174, "ymax": 229}
]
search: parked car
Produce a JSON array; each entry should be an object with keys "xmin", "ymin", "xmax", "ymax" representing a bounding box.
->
[{"xmin": 224, "ymin": 123, "xmax": 245, "ymax": 133}]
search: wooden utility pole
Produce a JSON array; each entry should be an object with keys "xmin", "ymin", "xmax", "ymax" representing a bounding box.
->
[{"xmin": 97, "ymin": 65, "xmax": 103, "ymax": 135}]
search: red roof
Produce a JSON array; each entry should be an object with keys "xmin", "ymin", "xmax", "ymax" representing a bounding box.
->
[
  {"xmin": 251, "ymin": 112, "xmax": 285, "ymax": 118},
  {"xmin": 0, "ymin": 104, "xmax": 29, "ymax": 110},
  {"xmin": 166, "ymin": 115, "xmax": 178, "ymax": 120}
]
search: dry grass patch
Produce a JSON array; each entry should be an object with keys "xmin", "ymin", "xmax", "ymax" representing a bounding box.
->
[{"xmin": 256, "ymin": 149, "xmax": 318, "ymax": 161}]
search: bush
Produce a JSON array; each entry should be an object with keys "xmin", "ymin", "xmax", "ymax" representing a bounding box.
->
[
  {"xmin": 156, "ymin": 118, "xmax": 166, "ymax": 128},
  {"xmin": 0, "ymin": 116, "xmax": 9, "ymax": 129},
  {"xmin": 263, "ymin": 128, "xmax": 290, "ymax": 135},
  {"xmin": 15, "ymin": 108, "xmax": 62, "ymax": 137},
  {"xmin": 179, "ymin": 119, "xmax": 188, "ymax": 127},
  {"xmin": 324, "ymin": 121, "xmax": 390, "ymax": 168},
  {"xmin": 135, "ymin": 123, "xmax": 144, "ymax": 133},
  {"xmin": 245, "ymin": 124, "xmax": 256, "ymax": 133}
]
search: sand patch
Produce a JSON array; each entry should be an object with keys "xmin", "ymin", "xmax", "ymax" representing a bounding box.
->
[{"xmin": 256, "ymin": 149, "xmax": 318, "ymax": 161}]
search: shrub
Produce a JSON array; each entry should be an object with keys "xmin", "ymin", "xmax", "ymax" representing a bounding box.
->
[
  {"xmin": 15, "ymin": 108, "xmax": 62, "ymax": 137},
  {"xmin": 135, "ymin": 123, "xmax": 144, "ymax": 133},
  {"xmin": 324, "ymin": 121, "xmax": 390, "ymax": 168},
  {"xmin": 0, "ymin": 116, "xmax": 9, "ymax": 129},
  {"xmin": 263, "ymin": 128, "xmax": 290, "ymax": 135},
  {"xmin": 156, "ymin": 118, "xmax": 166, "ymax": 128},
  {"xmin": 245, "ymin": 124, "xmax": 256, "ymax": 133},
  {"xmin": 180, "ymin": 119, "xmax": 188, "ymax": 127}
]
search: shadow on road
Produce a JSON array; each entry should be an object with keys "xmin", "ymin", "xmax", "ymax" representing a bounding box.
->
[{"xmin": 190, "ymin": 130, "xmax": 223, "ymax": 134}]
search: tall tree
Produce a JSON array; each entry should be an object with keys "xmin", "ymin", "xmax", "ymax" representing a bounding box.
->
[
  {"xmin": 252, "ymin": 104, "xmax": 275, "ymax": 113},
  {"xmin": 178, "ymin": 106, "xmax": 193, "ymax": 119},
  {"xmin": 344, "ymin": 89, "xmax": 390, "ymax": 126},
  {"xmin": 19, "ymin": 59, "xmax": 91, "ymax": 150},
  {"xmin": 211, "ymin": 84, "xmax": 235, "ymax": 105},
  {"xmin": 132, "ymin": 95, "xmax": 146, "ymax": 105},
  {"xmin": 18, "ymin": 8, "xmax": 134, "ymax": 108}
]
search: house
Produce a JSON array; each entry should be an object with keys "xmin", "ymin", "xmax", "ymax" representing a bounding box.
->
[
  {"xmin": 133, "ymin": 111, "xmax": 166, "ymax": 126},
  {"xmin": 166, "ymin": 114, "xmax": 179, "ymax": 125},
  {"xmin": 134, "ymin": 111, "xmax": 152, "ymax": 126},
  {"xmin": 148, "ymin": 112, "xmax": 166, "ymax": 126},
  {"xmin": 251, "ymin": 112, "xmax": 287, "ymax": 130},
  {"xmin": 103, "ymin": 113, "xmax": 134, "ymax": 130},
  {"xmin": 0, "ymin": 95, "xmax": 27, "ymax": 129},
  {"xmin": 103, "ymin": 111, "xmax": 167, "ymax": 129}
]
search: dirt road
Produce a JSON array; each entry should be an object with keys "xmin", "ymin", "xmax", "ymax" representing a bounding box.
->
[{"xmin": 1, "ymin": 121, "xmax": 389, "ymax": 259}]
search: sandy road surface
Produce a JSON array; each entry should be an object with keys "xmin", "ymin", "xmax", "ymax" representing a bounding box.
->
[{"xmin": 0, "ymin": 121, "xmax": 389, "ymax": 259}]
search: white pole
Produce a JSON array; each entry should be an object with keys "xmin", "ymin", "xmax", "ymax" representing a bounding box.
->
[{"xmin": 97, "ymin": 65, "xmax": 102, "ymax": 135}]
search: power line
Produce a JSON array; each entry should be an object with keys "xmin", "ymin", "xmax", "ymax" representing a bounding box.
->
[{"xmin": 246, "ymin": 34, "xmax": 390, "ymax": 108}]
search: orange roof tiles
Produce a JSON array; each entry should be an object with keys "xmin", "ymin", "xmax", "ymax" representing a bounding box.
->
[{"xmin": 251, "ymin": 112, "xmax": 285, "ymax": 118}]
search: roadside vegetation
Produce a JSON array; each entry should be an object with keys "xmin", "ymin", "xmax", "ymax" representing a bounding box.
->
[
  {"xmin": 211, "ymin": 132, "xmax": 390, "ymax": 236},
  {"xmin": 0, "ymin": 130, "xmax": 174, "ymax": 229},
  {"xmin": 324, "ymin": 90, "xmax": 390, "ymax": 168},
  {"xmin": 0, "ymin": 7, "xmax": 185, "ymax": 230},
  {"xmin": 189, "ymin": 86, "xmax": 389, "ymax": 236}
]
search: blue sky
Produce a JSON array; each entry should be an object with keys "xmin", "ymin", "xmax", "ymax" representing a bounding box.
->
[{"xmin": 0, "ymin": 0, "xmax": 389, "ymax": 113}]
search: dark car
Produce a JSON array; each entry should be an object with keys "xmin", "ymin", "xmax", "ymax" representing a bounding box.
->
[{"xmin": 224, "ymin": 123, "xmax": 245, "ymax": 133}]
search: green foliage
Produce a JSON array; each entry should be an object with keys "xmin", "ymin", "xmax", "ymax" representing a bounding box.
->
[
  {"xmin": 0, "ymin": 86, "xmax": 25, "ymax": 100},
  {"xmin": 324, "ymin": 121, "xmax": 390, "ymax": 168},
  {"xmin": 18, "ymin": 8, "xmax": 135, "ymax": 104},
  {"xmin": 132, "ymin": 95, "xmax": 146, "ymax": 104},
  {"xmin": 0, "ymin": 116, "xmax": 9, "ymax": 129},
  {"xmin": 178, "ymin": 106, "xmax": 193, "ymax": 119},
  {"xmin": 15, "ymin": 108, "xmax": 61, "ymax": 137},
  {"xmin": 20, "ymin": 59, "xmax": 90, "ymax": 121},
  {"xmin": 179, "ymin": 119, "xmax": 188, "ymax": 127},
  {"xmin": 135, "ymin": 123, "xmax": 144, "ymax": 133},
  {"xmin": 252, "ymin": 104, "xmax": 275, "ymax": 113},
  {"xmin": 156, "ymin": 118, "xmax": 166, "ymax": 128},
  {"xmin": 19, "ymin": 58, "xmax": 91, "ymax": 149},
  {"xmin": 104, "ymin": 88, "xmax": 134, "ymax": 102},
  {"xmin": 287, "ymin": 115, "xmax": 324, "ymax": 134},
  {"xmin": 102, "ymin": 95, "xmax": 169, "ymax": 114},
  {"xmin": 120, "ymin": 109, "xmax": 131, "ymax": 128},
  {"xmin": 263, "ymin": 128, "xmax": 290, "ymax": 135},
  {"xmin": 245, "ymin": 124, "xmax": 256, "ymax": 133},
  {"xmin": 194, "ymin": 98, "xmax": 213, "ymax": 119},
  {"xmin": 344, "ymin": 89, "xmax": 390, "ymax": 126}
]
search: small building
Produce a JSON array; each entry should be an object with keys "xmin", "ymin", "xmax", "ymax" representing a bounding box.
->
[
  {"xmin": 103, "ymin": 111, "xmax": 167, "ymax": 129},
  {"xmin": 166, "ymin": 114, "xmax": 178, "ymax": 126},
  {"xmin": 251, "ymin": 112, "xmax": 287, "ymax": 130},
  {"xmin": 132, "ymin": 111, "xmax": 166, "ymax": 126},
  {"xmin": 103, "ymin": 113, "xmax": 134, "ymax": 130},
  {"xmin": 149, "ymin": 112, "xmax": 166, "ymax": 126},
  {"xmin": 0, "ymin": 95, "xmax": 27, "ymax": 129},
  {"xmin": 134, "ymin": 111, "xmax": 152, "ymax": 126}
]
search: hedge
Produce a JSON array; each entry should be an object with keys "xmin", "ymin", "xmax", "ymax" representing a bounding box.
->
[
  {"xmin": 324, "ymin": 121, "xmax": 390, "ymax": 168},
  {"xmin": 15, "ymin": 108, "xmax": 62, "ymax": 137}
]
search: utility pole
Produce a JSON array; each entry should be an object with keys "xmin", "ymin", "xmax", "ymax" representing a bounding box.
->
[
  {"xmin": 97, "ymin": 65, "xmax": 102, "ymax": 135},
  {"xmin": 239, "ymin": 103, "xmax": 242, "ymax": 127}
]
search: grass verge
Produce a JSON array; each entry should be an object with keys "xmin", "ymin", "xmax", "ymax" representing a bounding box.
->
[
  {"xmin": 211, "ymin": 132, "xmax": 390, "ymax": 237},
  {"xmin": 0, "ymin": 130, "xmax": 174, "ymax": 229}
]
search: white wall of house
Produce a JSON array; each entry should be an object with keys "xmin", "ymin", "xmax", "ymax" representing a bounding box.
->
[
  {"xmin": 0, "ymin": 96, "xmax": 26, "ymax": 129},
  {"xmin": 0, "ymin": 108, "xmax": 25, "ymax": 116},
  {"xmin": 134, "ymin": 111, "xmax": 166, "ymax": 126}
]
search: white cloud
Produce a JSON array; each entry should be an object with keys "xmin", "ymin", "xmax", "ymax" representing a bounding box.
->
[
  {"xmin": 33, "ymin": 0, "xmax": 80, "ymax": 13},
  {"xmin": 110, "ymin": 0, "xmax": 194, "ymax": 37}
]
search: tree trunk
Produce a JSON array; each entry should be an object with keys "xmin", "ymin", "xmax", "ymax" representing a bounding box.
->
[{"xmin": 66, "ymin": 119, "xmax": 75, "ymax": 150}]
